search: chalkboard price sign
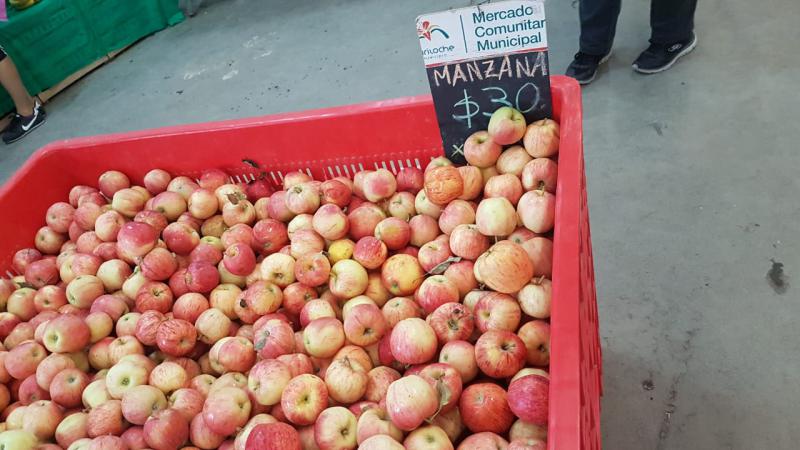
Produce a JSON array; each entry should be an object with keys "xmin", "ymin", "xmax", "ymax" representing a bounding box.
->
[{"xmin": 417, "ymin": 1, "xmax": 552, "ymax": 164}]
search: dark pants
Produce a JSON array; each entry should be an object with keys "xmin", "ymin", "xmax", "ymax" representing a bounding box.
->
[{"xmin": 579, "ymin": 0, "xmax": 698, "ymax": 55}]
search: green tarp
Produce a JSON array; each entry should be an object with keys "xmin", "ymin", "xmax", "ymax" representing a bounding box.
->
[{"xmin": 0, "ymin": 0, "xmax": 184, "ymax": 114}]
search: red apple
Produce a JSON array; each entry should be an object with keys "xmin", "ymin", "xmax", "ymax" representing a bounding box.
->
[
  {"xmin": 380, "ymin": 254, "xmax": 424, "ymax": 297},
  {"xmin": 517, "ymin": 278, "xmax": 551, "ymax": 319},
  {"xmin": 381, "ymin": 297, "xmax": 421, "ymax": 328},
  {"xmin": 55, "ymin": 411, "xmax": 89, "ymax": 448},
  {"xmin": 254, "ymin": 318, "xmax": 295, "ymax": 359},
  {"xmin": 260, "ymin": 253, "xmax": 296, "ymax": 288},
  {"xmin": 408, "ymin": 214, "xmax": 439, "ymax": 247},
  {"xmin": 521, "ymin": 158, "xmax": 557, "ymax": 193},
  {"xmin": 353, "ymin": 237, "xmax": 388, "ymax": 270},
  {"xmin": 523, "ymin": 118, "xmax": 559, "ymax": 158},
  {"xmin": 202, "ymin": 386, "xmax": 251, "ymax": 436},
  {"xmin": 23, "ymin": 399, "xmax": 63, "ymax": 441},
  {"xmin": 303, "ymin": 318, "xmax": 345, "ymax": 359},
  {"xmin": 459, "ymin": 383, "xmax": 514, "ymax": 434},
  {"xmin": 140, "ymin": 247, "xmax": 178, "ymax": 281},
  {"xmin": 86, "ymin": 399, "xmax": 127, "ymax": 437},
  {"xmin": 172, "ymin": 292, "xmax": 209, "ymax": 324},
  {"xmin": 475, "ymin": 197, "xmax": 517, "ymax": 238},
  {"xmin": 475, "ymin": 330, "xmax": 526, "ymax": 379},
  {"xmin": 474, "ymin": 292, "xmax": 521, "ymax": 333},
  {"xmin": 439, "ymin": 340, "xmax": 478, "ymax": 383},
  {"xmin": 517, "ymin": 320, "xmax": 550, "ymax": 366},
  {"xmin": 50, "ymin": 368, "xmax": 90, "ymax": 408},
  {"xmin": 418, "ymin": 363, "xmax": 463, "ymax": 414},
  {"xmin": 328, "ymin": 259, "xmax": 368, "ymax": 299},
  {"xmin": 509, "ymin": 438, "xmax": 547, "ymax": 450},
  {"xmin": 294, "ymin": 253, "xmax": 331, "ymax": 288},
  {"xmin": 417, "ymin": 236, "xmax": 452, "ymax": 273},
  {"xmin": 464, "ymin": 131, "xmax": 502, "ymax": 168},
  {"xmin": 96, "ymin": 260, "xmax": 132, "ymax": 292},
  {"xmin": 135, "ymin": 281, "xmax": 174, "ymax": 314},
  {"xmin": 496, "ymin": 145, "xmax": 532, "ymax": 177},
  {"xmin": 280, "ymin": 374, "xmax": 328, "ymax": 426},
  {"xmin": 156, "ymin": 319, "xmax": 197, "ymax": 357},
  {"xmin": 474, "ymin": 241, "xmax": 533, "ymax": 294},
  {"xmin": 438, "ymin": 200, "xmax": 475, "ymax": 235},
  {"xmin": 343, "ymin": 303, "xmax": 386, "ymax": 347},
  {"xmin": 144, "ymin": 408, "xmax": 189, "ymax": 450},
  {"xmin": 389, "ymin": 318, "xmax": 437, "ymax": 365},
  {"xmin": 457, "ymin": 432, "xmax": 510, "ymax": 450},
  {"xmin": 18, "ymin": 374, "xmax": 49, "ymax": 404},
  {"xmin": 324, "ymin": 356, "xmax": 368, "ymax": 404},
  {"xmin": 356, "ymin": 407, "xmax": 403, "ymax": 445},
  {"xmin": 299, "ymin": 299, "xmax": 336, "ymax": 327},
  {"xmin": 134, "ymin": 210, "xmax": 169, "ymax": 235},
  {"xmin": 169, "ymin": 388, "xmax": 205, "ymax": 421},
  {"xmin": 507, "ymin": 375, "xmax": 549, "ymax": 425},
  {"xmin": 395, "ymin": 166, "xmax": 424, "ymax": 193},
  {"xmin": 364, "ymin": 366, "xmax": 401, "ymax": 403},
  {"xmin": 428, "ymin": 302, "xmax": 474, "ymax": 343},
  {"xmin": 320, "ymin": 179, "xmax": 353, "ymax": 208},
  {"xmin": 385, "ymin": 375, "xmax": 438, "ymax": 431},
  {"xmin": 98, "ymin": 170, "xmax": 131, "ymax": 197},
  {"xmin": 517, "ymin": 190, "xmax": 555, "ymax": 234},
  {"xmin": 521, "ymin": 237, "xmax": 553, "ymax": 278},
  {"xmin": 121, "ymin": 385, "xmax": 167, "ymax": 425},
  {"xmin": 404, "ymin": 425, "xmax": 453, "ymax": 450},
  {"xmin": 246, "ymin": 422, "xmax": 302, "ymax": 450},
  {"xmin": 6, "ymin": 341, "xmax": 47, "ymax": 380},
  {"xmin": 185, "ymin": 261, "xmax": 220, "ymax": 293},
  {"xmin": 374, "ymin": 217, "xmax": 410, "ymax": 250},
  {"xmin": 117, "ymin": 222, "xmax": 158, "ymax": 262},
  {"xmin": 149, "ymin": 360, "xmax": 190, "ymax": 393},
  {"xmin": 347, "ymin": 203, "xmax": 386, "ymax": 241},
  {"xmin": 143, "ymin": 168, "xmax": 171, "ymax": 194},
  {"xmin": 424, "ymin": 166, "xmax": 463, "ymax": 206},
  {"xmin": 415, "ymin": 275, "xmax": 459, "ymax": 315},
  {"xmin": 313, "ymin": 406, "xmax": 357, "ymax": 450}
]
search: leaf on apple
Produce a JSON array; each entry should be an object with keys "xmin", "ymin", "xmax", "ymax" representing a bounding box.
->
[
  {"xmin": 427, "ymin": 256, "xmax": 462, "ymax": 276},
  {"xmin": 428, "ymin": 378, "xmax": 452, "ymax": 422}
]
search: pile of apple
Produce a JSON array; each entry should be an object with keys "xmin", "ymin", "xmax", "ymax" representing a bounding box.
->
[{"xmin": 0, "ymin": 106, "xmax": 560, "ymax": 450}]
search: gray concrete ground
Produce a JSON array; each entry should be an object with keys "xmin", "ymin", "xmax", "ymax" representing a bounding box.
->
[{"xmin": 2, "ymin": 0, "xmax": 800, "ymax": 448}]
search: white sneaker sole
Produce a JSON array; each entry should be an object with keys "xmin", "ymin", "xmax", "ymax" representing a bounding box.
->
[
  {"xmin": 577, "ymin": 52, "xmax": 612, "ymax": 85},
  {"xmin": 632, "ymin": 36, "xmax": 697, "ymax": 74}
]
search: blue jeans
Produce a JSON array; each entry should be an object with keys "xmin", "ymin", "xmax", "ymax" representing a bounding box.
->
[{"xmin": 579, "ymin": 0, "xmax": 698, "ymax": 56}]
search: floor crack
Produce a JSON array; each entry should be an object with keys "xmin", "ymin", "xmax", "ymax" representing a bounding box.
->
[{"xmin": 655, "ymin": 328, "xmax": 698, "ymax": 450}]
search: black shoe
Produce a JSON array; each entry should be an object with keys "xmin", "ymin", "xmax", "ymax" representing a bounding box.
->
[
  {"xmin": 2, "ymin": 100, "xmax": 46, "ymax": 144},
  {"xmin": 632, "ymin": 33, "xmax": 697, "ymax": 74},
  {"xmin": 565, "ymin": 51, "xmax": 611, "ymax": 85}
]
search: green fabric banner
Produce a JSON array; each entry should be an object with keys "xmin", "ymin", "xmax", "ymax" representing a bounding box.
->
[{"xmin": 0, "ymin": 0, "xmax": 184, "ymax": 114}]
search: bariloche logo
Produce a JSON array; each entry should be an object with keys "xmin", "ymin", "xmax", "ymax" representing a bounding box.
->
[{"xmin": 417, "ymin": 21, "xmax": 450, "ymax": 41}]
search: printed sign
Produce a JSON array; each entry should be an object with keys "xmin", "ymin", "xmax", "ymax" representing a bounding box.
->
[{"xmin": 417, "ymin": 1, "xmax": 552, "ymax": 163}]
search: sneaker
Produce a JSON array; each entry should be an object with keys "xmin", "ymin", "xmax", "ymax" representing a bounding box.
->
[
  {"xmin": 2, "ymin": 100, "xmax": 46, "ymax": 144},
  {"xmin": 565, "ymin": 51, "xmax": 611, "ymax": 85},
  {"xmin": 632, "ymin": 33, "xmax": 697, "ymax": 74}
]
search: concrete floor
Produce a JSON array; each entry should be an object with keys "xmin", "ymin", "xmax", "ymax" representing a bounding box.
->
[{"xmin": 2, "ymin": 0, "xmax": 800, "ymax": 448}]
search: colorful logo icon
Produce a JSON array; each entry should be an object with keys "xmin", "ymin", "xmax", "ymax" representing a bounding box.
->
[{"xmin": 417, "ymin": 21, "xmax": 449, "ymax": 41}]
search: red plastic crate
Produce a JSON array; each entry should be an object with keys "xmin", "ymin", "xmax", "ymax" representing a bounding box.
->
[{"xmin": 0, "ymin": 75, "xmax": 600, "ymax": 449}]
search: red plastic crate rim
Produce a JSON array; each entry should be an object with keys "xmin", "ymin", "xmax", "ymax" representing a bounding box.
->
[{"xmin": 0, "ymin": 75, "xmax": 601, "ymax": 449}]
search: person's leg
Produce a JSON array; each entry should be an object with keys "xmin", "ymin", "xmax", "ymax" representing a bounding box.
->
[
  {"xmin": 650, "ymin": 0, "xmax": 697, "ymax": 44},
  {"xmin": 632, "ymin": 0, "xmax": 697, "ymax": 74},
  {"xmin": 0, "ymin": 51, "xmax": 35, "ymax": 116},
  {"xmin": 579, "ymin": 0, "xmax": 623, "ymax": 56},
  {"xmin": 566, "ymin": 0, "xmax": 622, "ymax": 85},
  {"xmin": 0, "ymin": 48, "xmax": 46, "ymax": 144}
]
